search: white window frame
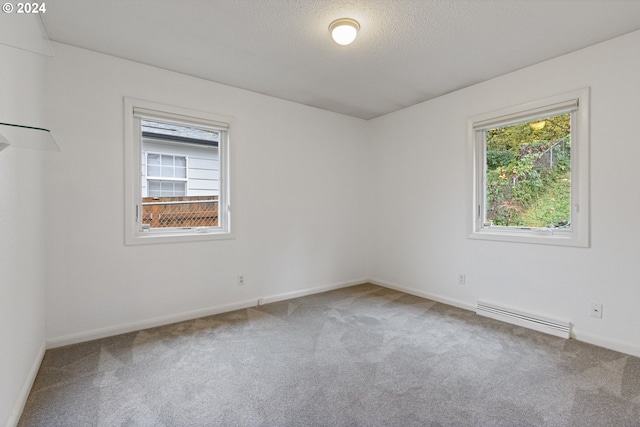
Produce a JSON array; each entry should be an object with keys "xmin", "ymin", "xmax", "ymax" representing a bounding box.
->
[
  {"xmin": 467, "ymin": 88, "xmax": 590, "ymax": 247},
  {"xmin": 124, "ymin": 97, "xmax": 233, "ymax": 245}
]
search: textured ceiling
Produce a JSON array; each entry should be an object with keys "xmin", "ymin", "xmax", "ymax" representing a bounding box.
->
[{"xmin": 42, "ymin": 0, "xmax": 640, "ymax": 119}]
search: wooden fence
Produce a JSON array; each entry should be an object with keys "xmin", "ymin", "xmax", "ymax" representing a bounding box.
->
[{"xmin": 142, "ymin": 196, "xmax": 218, "ymax": 228}]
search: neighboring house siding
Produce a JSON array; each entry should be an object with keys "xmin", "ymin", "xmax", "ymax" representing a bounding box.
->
[
  {"xmin": 142, "ymin": 138, "xmax": 219, "ymax": 197},
  {"xmin": 186, "ymin": 156, "xmax": 220, "ymax": 196}
]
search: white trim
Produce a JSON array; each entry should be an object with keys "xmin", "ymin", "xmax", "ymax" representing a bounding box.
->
[
  {"xmin": 257, "ymin": 278, "xmax": 369, "ymax": 306},
  {"xmin": 42, "ymin": 278, "xmax": 640, "ymax": 363},
  {"xmin": 472, "ymin": 98, "xmax": 578, "ymax": 130},
  {"xmin": 369, "ymin": 278, "xmax": 640, "ymax": 358},
  {"xmin": 47, "ymin": 298, "xmax": 259, "ymax": 349},
  {"xmin": 467, "ymin": 88, "xmax": 590, "ymax": 247},
  {"xmin": 124, "ymin": 97, "xmax": 234, "ymax": 245},
  {"xmin": 133, "ymin": 106, "xmax": 229, "ymax": 130},
  {"xmin": 46, "ymin": 278, "xmax": 367, "ymax": 349},
  {"xmin": 572, "ymin": 328, "xmax": 640, "ymax": 359},
  {"xmin": 368, "ymin": 278, "xmax": 476, "ymax": 312},
  {"xmin": 6, "ymin": 342, "xmax": 45, "ymax": 427}
]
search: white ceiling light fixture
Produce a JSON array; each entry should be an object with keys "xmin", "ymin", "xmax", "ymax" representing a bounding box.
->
[{"xmin": 329, "ymin": 18, "xmax": 360, "ymax": 45}]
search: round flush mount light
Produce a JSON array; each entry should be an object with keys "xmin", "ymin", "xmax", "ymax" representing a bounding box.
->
[{"xmin": 329, "ymin": 18, "xmax": 360, "ymax": 45}]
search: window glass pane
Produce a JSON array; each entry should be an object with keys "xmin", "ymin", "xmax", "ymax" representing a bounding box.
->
[
  {"xmin": 148, "ymin": 180, "xmax": 160, "ymax": 197},
  {"xmin": 161, "ymin": 154, "xmax": 173, "ymax": 166},
  {"xmin": 147, "ymin": 153, "xmax": 160, "ymax": 165},
  {"xmin": 485, "ymin": 112, "xmax": 571, "ymax": 228},
  {"xmin": 175, "ymin": 182, "xmax": 186, "ymax": 196},
  {"xmin": 161, "ymin": 166, "xmax": 174, "ymax": 178},
  {"xmin": 147, "ymin": 153, "xmax": 161, "ymax": 177},
  {"xmin": 147, "ymin": 180, "xmax": 188, "ymax": 197},
  {"xmin": 147, "ymin": 165, "xmax": 161, "ymax": 177},
  {"xmin": 159, "ymin": 181, "xmax": 172, "ymax": 195},
  {"xmin": 175, "ymin": 156, "xmax": 187, "ymax": 178},
  {"xmin": 139, "ymin": 116, "xmax": 224, "ymax": 231}
]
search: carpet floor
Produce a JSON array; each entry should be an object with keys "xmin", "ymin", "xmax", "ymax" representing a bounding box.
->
[{"xmin": 18, "ymin": 283, "xmax": 640, "ymax": 426}]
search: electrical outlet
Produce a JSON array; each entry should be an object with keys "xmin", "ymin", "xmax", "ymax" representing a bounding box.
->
[
  {"xmin": 458, "ymin": 273, "xmax": 466, "ymax": 285},
  {"xmin": 591, "ymin": 303, "xmax": 603, "ymax": 319},
  {"xmin": 237, "ymin": 275, "xmax": 245, "ymax": 286}
]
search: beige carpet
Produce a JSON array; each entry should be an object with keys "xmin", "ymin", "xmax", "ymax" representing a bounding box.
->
[{"xmin": 19, "ymin": 284, "xmax": 640, "ymax": 426}]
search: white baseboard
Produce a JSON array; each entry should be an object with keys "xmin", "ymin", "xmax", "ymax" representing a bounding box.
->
[
  {"xmin": 572, "ymin": 328, "xmax": 640, "ymax": 358},
  {"xmin": 46, "ymin": 298, "xmax": 260, "ymax": 349},
  {"xmin": 368, "ymin": 277, "xmax": 476, "ymax": 312},
  {"xmin": 259, "ymin": 278, "xmax": 368, "ymax": 305},
  {"xmin": 370, "ymin": 278, "xmax": 640, "ymax": 359},
  {"xmin": 46, "ymin": 278, "xmax": 367, "ymax": 349},
  {"xmin": 45, "ymin": 277, "xmax": 640, "ymax": 359},
  {"xmin": 6, "ymin": 342, "xmax": 45, "ymax": 427}
]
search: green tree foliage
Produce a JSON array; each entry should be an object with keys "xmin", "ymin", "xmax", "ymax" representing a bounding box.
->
[
  {"xmin": 486, "ymin": 114, "xmax": 570, "ymax": 151},
  {"xmin": 485, "ymin": 113, "xmax": 571, "ymax": 227}
]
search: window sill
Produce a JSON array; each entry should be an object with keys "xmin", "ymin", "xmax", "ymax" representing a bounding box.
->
[
  {"xmin": 468, "ymin": 228, "xmax": 588, "ymax": 248},
  {"xmin": 125, "ymin": 230, "xmax": 235, "ymax": 245}
]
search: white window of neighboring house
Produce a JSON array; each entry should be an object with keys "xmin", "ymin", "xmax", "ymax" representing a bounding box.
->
[
  {"xmin": 145, "ymin": 153, "xmax": 188, "ymax": 197},
  {"xmin": 124, "ymin": 98, "xmax": 233, "ymax": 244},
  {"xmin": 147, "ymin": 179, "xmax": 187, "ymax": 197},
  {"xmin": 467, "ymin": 88, "xmax": 590, "ymax": 247}
]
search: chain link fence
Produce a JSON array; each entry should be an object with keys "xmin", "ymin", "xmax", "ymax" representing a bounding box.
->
[
  {"xmin": 534, "ymin": 138, "xmax": 569, "ymax": 170},
  {"xmin": 142, "ymin": 196, "xmax": 218, "ymax": 228}
]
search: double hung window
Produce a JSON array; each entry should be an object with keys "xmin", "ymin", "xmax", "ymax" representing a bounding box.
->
[{"xmin": 146, "ymin": 153, "xmax": 188, "ymax": 197}]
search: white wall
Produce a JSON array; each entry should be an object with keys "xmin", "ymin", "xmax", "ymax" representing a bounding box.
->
[
  {"xmin": 43, "ymin": 43, "xmax": 369, "ymax": 345},
  {"xmin": 368, "ymin": 30, "xmax": 640, "ymax": 357},
  {"xmin": 0, "ymin": 21, "xmax": 48, "ymax": 427}
]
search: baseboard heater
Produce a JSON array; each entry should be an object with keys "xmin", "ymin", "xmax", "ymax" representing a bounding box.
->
[{"xmin": 476, "ymin": 301, "xmax": 571, "ymax": 339}]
